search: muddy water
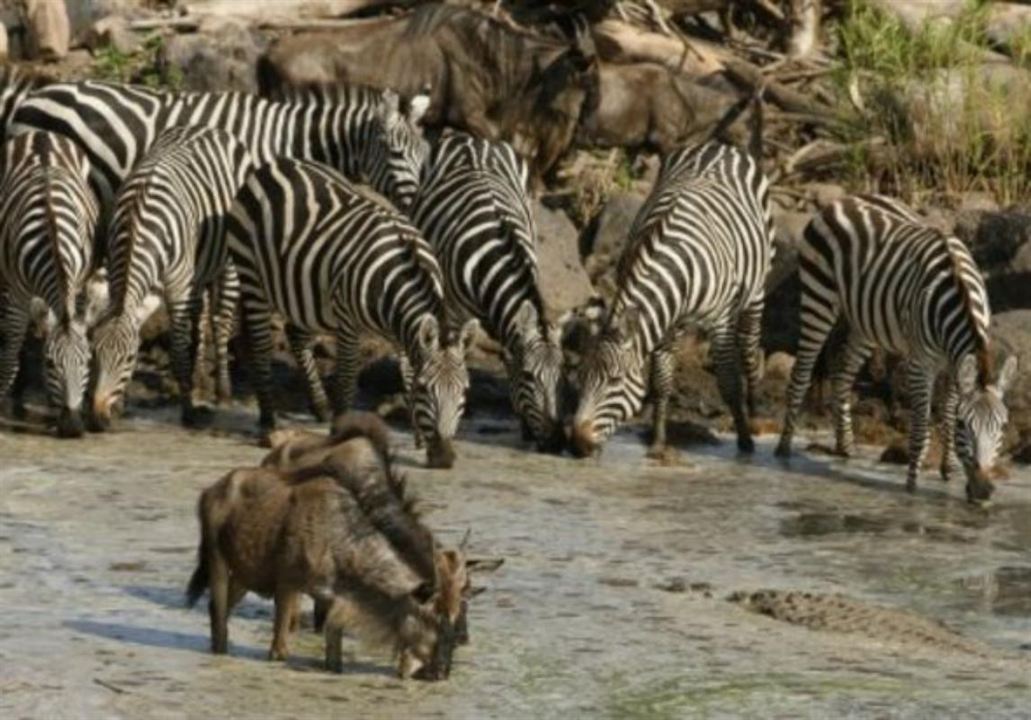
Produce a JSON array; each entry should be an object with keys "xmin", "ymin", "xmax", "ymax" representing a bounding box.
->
[{"xmin": 1, "ymin": 407, "xmax": 1030, "ymax": 719}]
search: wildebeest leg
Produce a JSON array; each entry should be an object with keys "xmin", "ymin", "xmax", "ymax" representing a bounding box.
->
[
  {"xmin": 831, "ymin": 332, "xmax": 872, "ymax": 458},
  {"xmin": 329, "ymin": 324, "xmax": 360, "ymax": 420},
  {"xmin": 736, "ymin": 298, "xmax": 763, "ymax": 418},
  {"xmin": 167, "ymin": 288, "xmax": 209, "ymax": 427},
  {"xmin": 269, "ymin": 587, "xmax": 298, "ymax": 661},
  {"xmin": 211, "ymin": 262, "xmax": 240, "ymax": 405},
  {"xmin": 208, "ymin": 552, "xmax": 230, "ymax": 654},
  {"xmin": 240, "ymin": 295, "xmax": 277, "ymax": 431},
  {"xmin": 938, "ymin": 378, "xmax": 960, "ymax": 483},
  {"xmin": 313, "ymin": 597, "xmax": 329, "ymax": 633},
  {"xmin": 905, "ymin": 360, "xmax": 935, "ymax": 493},
  {"xmin": 0, "ymin": 300, "xmax": 29, "ymax": 404},
  {"xmin": 324, "ymin": 598, "xmax": 344, "ymax": 673},
  {"xmin": 647, "ymin": 345, "xmax": 674, "ymax": 457},
  {"xmin": 711, "ymin": 315, "xmax": 753, "ymax": 453},
  {"xmin": 285, "ymin": 325, "xmax": 331, "ymax": 421}
]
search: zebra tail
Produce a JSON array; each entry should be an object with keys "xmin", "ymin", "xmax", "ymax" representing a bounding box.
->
[{"xmin": 186, "ymin": 494, "xmax": 212, "ymax": 607}]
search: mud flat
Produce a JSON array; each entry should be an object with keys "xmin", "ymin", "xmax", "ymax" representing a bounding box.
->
[{"xmin": 1, "ymin": 406, "xmax": 1030, "ymax": 719}]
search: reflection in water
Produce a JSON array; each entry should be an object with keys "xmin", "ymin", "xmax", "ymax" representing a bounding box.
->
[{"xmin": 957, "ymin": 567, "xmax": 1031, "ymax": 617}]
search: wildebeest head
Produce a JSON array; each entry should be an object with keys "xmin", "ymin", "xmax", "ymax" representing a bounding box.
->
[
  {"xmin": 570, "ymin": 305, "xmax": 647, "ymax": 458},
  {"xmin": 365, "ymin": 89, "xmax": 430, "ymax": 211},
  {"xmin": 505, "ymin": 300, "xmax": 566, "ymax": 452},
  {"xmin": 410, "ymin": 316, "xmax": 478, "ymax": 469},
  {"xmin": 400, "ymin": 544, "xmax": 470, "ymax": 681},
  {"xmin": 954, "ymin": 353, "xmax": 1018, "ymax": 504}
]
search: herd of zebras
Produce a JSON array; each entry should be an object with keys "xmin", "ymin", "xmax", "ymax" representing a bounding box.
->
[{"xmin": 0, "ymin": 66, "xmax": 1018, "ymax": 504}]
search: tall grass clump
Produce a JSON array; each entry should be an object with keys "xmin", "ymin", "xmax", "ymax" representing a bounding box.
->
[{"xmin": 833, "ymin": 0, "xmax": 1031, "ymax": 206}]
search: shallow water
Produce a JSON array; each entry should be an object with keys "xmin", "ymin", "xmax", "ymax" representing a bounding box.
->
[{"xmin": 1, "ymin": 406, "xmax": 1029, "ymax": 719}]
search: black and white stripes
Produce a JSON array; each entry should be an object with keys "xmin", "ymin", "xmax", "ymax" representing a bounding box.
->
[
  {"xmin": 226, "ymin": 157, "xmax": 477, "ymax": 468},
  {"xmin": 0, "ymin": 131, "xmax": 98, "ymax": 436},
  {"xmin": 775, "ymin": 194, "xmax": 1017, "ymax": 503},
  {"xmin": 90, "ymin": 125, "xmax": 254, "ymax": 428},
  {"xmin": 570, "ymin": 141, "xmax": 775, "ymax": 456},
  {"xmin": 412, "ymin": 131, "xmax": 564, "ymax": 450}
]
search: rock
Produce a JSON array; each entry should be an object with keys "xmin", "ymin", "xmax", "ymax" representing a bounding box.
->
[
  {"xmin": 0, "ymin": 21, "xmax": 8, "ymax": 61},
  {"xmin": 764, "ymin": 352, "xmax": 795, "ymax": 382},
  {"xmin": 534, "ymin": 200, "xmax": 595, "ymax": 319},
  {"xmin": 159, "ymin": 16, "xmax": 264, "ymax": 93},
  {"xmin": 84, "ymin": 14, "xmax": 141, "ymax": 55},
  {"xmin": 991, "ymin": 310, "xmax": 1031, "ymax": 460},
  {"xmin": 953, "ymin": 206, "xmax": 1031, "ymax": 312},
  {"xmin": 803, "ymin": 182, "xmax": 845, "ymax": 208},
  {"xmin": 24, "ymin": 0, "xmax": 70, "ymax": 62},
  {"xmin": 581, "ymin": 191, "xmax": 646, "ymax": 297},
  {"xmin": 762, "ymin": 209, "xmax": 810, "ymax": 355}
]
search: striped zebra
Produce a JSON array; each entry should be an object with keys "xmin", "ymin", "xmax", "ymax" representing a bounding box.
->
[
  {"xmin": 570, "ymin": 141, "xmax": 775, "ymax": 457},
  {"xmin": 90, "ymin": 126, "xmax": 254, "ymax": 429},
  {"xmin": 775, "ymin": 195, "xmax": 1017, "ymax": 504},
  {"xmin": 9, "ymin": 80, "xmax": 429, "ymax": 236},
  {"xmin": 0, "ymin": 131, "xmax": 99, "ymax": 436},
  {"xmin": 411, "ymin": 131, "xmax": 564, "ymax": 451},
  {"xmin": 225, "ymin": 157, "xmax": 478, "ymax": 469}
]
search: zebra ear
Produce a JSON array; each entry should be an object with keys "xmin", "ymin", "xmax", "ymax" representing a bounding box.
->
[
  {"xmin": 957, "ymin": 354, "xmax": 979, "ymax": 395},
  {"xmin": 417, "ymin": 316, "xmax": 440, "ymax": 354},
  {"xmin": 514, "ymin": 300, "xmax": 541, "ymax": 341},
  {"xmin": 613, "ymin": 305, "xmax": 640, "ymax": 342},
  {"xmin": 379, "ymin": 89, "xmax": 402, "ymax": 126},
  {"xmin": 408, "ymin": 92, "xmax": 431, "ymax": 127},
  {"xmin": 458, "ymin": 319, "xmax": 480, "ymax": 355},
  {"xmin": 997, "ymin": 355, "xmax": 1018, "ymax": 394}
]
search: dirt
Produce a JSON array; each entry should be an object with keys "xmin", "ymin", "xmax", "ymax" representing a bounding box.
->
[{"xmin": 1, "ymin": 405, "xmax": 1030, "ymax": 718}]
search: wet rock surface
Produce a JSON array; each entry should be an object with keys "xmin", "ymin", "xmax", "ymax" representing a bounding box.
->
[{"xmin": 1, "ymin": 407, "xmax": 1030, "ymax": 717}]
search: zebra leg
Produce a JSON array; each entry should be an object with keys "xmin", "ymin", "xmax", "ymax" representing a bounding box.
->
[
  {"xmin": 711, "ymin": 317, "xmax": 753, "ymax": 453},
  {"xmin": 905, "ymin": 361, "xmax": 935, "ymax": 493},
  {"xmin": 938, "ymin": 378, "xmax": 960, "ymax": 483},
  {"xmin": 647, "ymin": 345, "xmax": 674, "ymax": 456},
  {"xmin": 167, "ymin": 293, "xmax": 210, "ymax": 428},
  {"xmin": 211, "ymin": 263, "xmax": 240, "ymax": 405},
  {"xmin": 776, "ymin": 296, "xmax": 841, "ymax": 458},
  {"xmin": 240, "ymin": 298, "xmax": 278, "ymax": 431},
  {"xmin": 286, "ymin": 325, "xmax": 331, "ymax": 422},
  {"xmin": 736, "ymin": 299, "xmax": 764, "ymax": 418},
  {"xmin": 831, "ymin": 333, "xmax": 873, "ymax": 458},
  {"xmin": 329, "ymin": 326, "xmax": 360, "ymax": 420},
  {"xmin": 0, "ymin": 302, "xmax": 29, "ymax": 404}
]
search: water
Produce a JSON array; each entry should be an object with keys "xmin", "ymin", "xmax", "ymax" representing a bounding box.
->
[{"xmin": 1, "ymin": 406, "xmax": 1029, "ymax": 718}]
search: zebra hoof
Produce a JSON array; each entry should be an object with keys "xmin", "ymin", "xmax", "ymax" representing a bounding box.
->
[
  {"xmin": 905, "ymin": 477, "xmax": 917, "ymax": 494},
  {"xmin": 182, "ymin": 405, "xmax": 214, "ymax": 428},
  {"xmin": 774, "ymin": 442, "xmax": 792, "ymax": 459},
  {"xmin": 737, "ymin": 436, "xmax": 755, "ymax": 454}
]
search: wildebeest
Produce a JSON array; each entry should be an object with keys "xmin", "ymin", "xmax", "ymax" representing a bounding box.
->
[{"xmin": 257, "ymin": 3, "xmax": 598, "ymax": 175}]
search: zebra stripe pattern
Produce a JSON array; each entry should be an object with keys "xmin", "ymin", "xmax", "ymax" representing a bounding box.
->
[
  {"xmin": 10, "ymin": 81, "xmax": 429, "ymax": 228},
  {"xmin": 90, "ymin": 126, "xmax": 254, "ymax": 429},
  {"xmin": 0, "ymin": 131, "xmax": 99, "ymax": 437},
  {"xmin": 775, "ymin": 194, "xmax": 1017, "ymax": 504},
  {"xmin": 225, "ymin": 157, "xmax": 477, "ymax": 468},
  {"xmin": 571, "ymin": 141, "xmax": 775, "ymax": 456},
  {"xmin": 412, "ymin": 131, "xmax": 564, "ymax": 451}
]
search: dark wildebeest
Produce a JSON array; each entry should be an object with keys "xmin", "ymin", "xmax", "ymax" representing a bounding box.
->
[
  {"xmin": 257, "ymin": 3, "xmax": 598, "ymax": 175},
  {"xmin": 261, "ymin": 412, "xmax": 500, "ymax": 644},
  {"xmin": 186, "ymin": 452, "xmax": 469, "ymax": 680}
]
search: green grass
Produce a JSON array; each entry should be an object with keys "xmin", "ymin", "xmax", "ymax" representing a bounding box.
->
[{"xmin": 89, "ymin": 33, "xmax": 183, "ymax": 91}]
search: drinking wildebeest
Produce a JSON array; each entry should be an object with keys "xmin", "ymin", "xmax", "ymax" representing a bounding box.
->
[
  {"xmin": 186, "ymin": 434, "xmax": 472, "ymax": 678},
  {"xmin": 261, "ymin": 412, "xmax": 500, "ymax": 644}
]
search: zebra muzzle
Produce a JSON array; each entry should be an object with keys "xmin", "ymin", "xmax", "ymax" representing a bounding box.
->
[
  {"xmin": 55, "ymin": 407, "xmax": 85, "ymax": 439},
  {"xmin": 425, "ymin": 435, "xmax": 456, "ymax": 469},
  {"xmin": 965, "ymin": 469, "xmax": 995, "ymax": 506},
  {"xmin": 570, "ymin": 421, "xmax": 600, "ymax": 459}
]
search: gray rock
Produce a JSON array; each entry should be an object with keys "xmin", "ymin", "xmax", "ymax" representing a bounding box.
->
[
  {"xmin": 84, "ymin": 14, "xmax": 141, "ymax": 54},
  {"xmin": 581, "ymin": 190, "xmax": 645, "ymax": 299},
  {"xmin": 159, "ymin": 16, "xmax": 264, "ymax": 93},
  {"xmin": 953, "ymin": 206, "xmax": 1031, "ymax": 312},
  {"xmin": 534, "ymin": 200, "xmax": 595, "ymax": 320}
]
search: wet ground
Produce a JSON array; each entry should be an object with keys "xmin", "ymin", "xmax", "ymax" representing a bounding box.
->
[{"xmin": 1, "ymin": 406, "xmax": 1030, "ymax": 719}]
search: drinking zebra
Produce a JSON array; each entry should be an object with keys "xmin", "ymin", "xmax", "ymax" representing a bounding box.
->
[
  {"xmin": 411, "ymin": 131, "xmax": 564, "ymax": 451},
  {"xmin": 90, "ymin": 126, "xmax": 254, "ymax": 429},
  {"xmin": 775, "ymin": 194, "xmax": 1017, "ymax": 504},
  {"xmin": 225, "ymin": 157, "xmax": 477, "ymax": 469},
  {"xmin": 570, "ymin": 141, "xmax": 775, "ymax": 457},
  {"xmin": 0, "ymin": 131, "xmax": 99, "ymax": 437}
]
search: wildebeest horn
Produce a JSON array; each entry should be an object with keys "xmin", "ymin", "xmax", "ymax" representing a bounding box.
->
[
  {"xmin": 465, "ymin": 557, "xmax": 504, "ymax": 572},
  {"xmin": 458, "ymin": 528, "xmax": 471, "ymax": 551}
]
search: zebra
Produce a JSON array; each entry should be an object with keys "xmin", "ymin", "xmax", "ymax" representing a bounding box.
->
[
  {"xmin": 411, "ymin": 131, "xmax": 565, "ymax": 451},
  {"xmin": 89, "ymin": 125, "xmax": 254, "ymax": 430},
  {"xmin": 0, "ymin": 65, "xmax": 48, "ymax": 136},
  {"xmin": 0, "ymin": 131, "xmax": 99, "ymax": 437},
  {"xmin": 9, "ymin": 80, "xmax": 430, "ymax": 245},
  {"xmin": 570, "ymin": 141, "xmax": 775, "ymax": 457},
  {"xmin": 775, "ymin": 194, "xmax": 1018, "ymax": 504},
  {"xmin": 225, "ymin": 156, "xmax": 478, "ymax": 469}
]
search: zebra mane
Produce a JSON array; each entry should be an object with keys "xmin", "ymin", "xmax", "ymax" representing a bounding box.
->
[
  {"xmin": 35, "ymin": 133, "xmax": 73, "ymax": 326},
  {"xmin": 263, "ymin": 80, "xmax": 385, "ymax": 110},
  {"xmin": 941, "ymin": 234, "xmax": 993, "ymax": 384},
  {"xmin": 112, "ymin": 178, "xmax": 153, "ymax": 315}
]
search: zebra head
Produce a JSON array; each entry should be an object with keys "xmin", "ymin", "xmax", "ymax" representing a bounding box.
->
[
  {"xmin": 366, "ymin": 89, "xmax": 430, "ymax": 212},
  {"xmin": 570, "ymin": 306, "xmax": 647, "ymax": 457},
  {"xmin": 954, "ymin": 353, "xmax": 1018, "ymax": 504},
  {"xmin": 410, "ymin": 316, "xmax": 478, "ymax": 469},
  {"xmin": 505, "ymin": 300, "xmax": 565, "ymax": 452},
  {"xmin": 90, "ymin": 312, "xmax": 142, "ymax": 431},
  {"xmin": 41, "ymin": 317, "xmax": 91, "ymax": 438}
]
